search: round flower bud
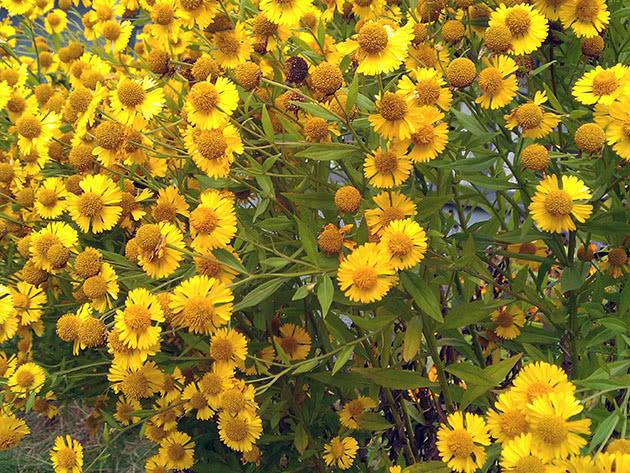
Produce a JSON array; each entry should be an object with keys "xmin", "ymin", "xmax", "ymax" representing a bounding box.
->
[
  {"xmin": 147, "ymin": 49, "xmax": 170, "ymax": 75},
  {"xmin": 574, "ymin": 123, "xmax": 605, "ymax": 154},
  {"xmin": 310, "ymin": 62, "xmax": 343, "ymax": 96},
  {"xmin": 446, "ymin": 58, "xmax": 476, "ymax": 88},
  {"xmin": 334, "ymin": 186, "xmax": 361, "ymax": 213},
  {"xmin": 234, "ymin": 62, "xmax": 261, "ymax": 90},
  {"xmin": 484, "ymin": 24, "xmax": 512, "ymax": 53},
  {"xmin": 284, "ymin": 56, "xmax": 309, "ymax": 84},
  {"xmin": 520, "ymin": 144, "xmax": 549, "ymax": 171},
  {"xmin": 581, "ymin": 35, "xmax": 604, "ymax": 58},
  {"xmin": 442, "ymin": 20, "xmax": 465, "ymax": 44}
]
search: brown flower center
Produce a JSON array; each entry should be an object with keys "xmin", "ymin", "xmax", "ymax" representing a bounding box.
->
[
  {"xmin": 379, "ymin": 93, "xmax": 407, "ymax": 121},
  {"xmin": 505, "ymin": 8, "xmax": 531, "ymax": 38},
  {"xmin": 544, "ymin": 190, "xmax": 573, "ymax": 217},
  {"xmin": 352, "ymin": 267, "xmax": 378, "ymax": 290},
  {"xmin": 358, "ymin": 24, "xmax": 389, "ymax": 54}
]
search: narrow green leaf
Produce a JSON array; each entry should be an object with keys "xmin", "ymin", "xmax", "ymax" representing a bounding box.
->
[
  {"xmin": 332, "ymin": 345, "xmax": 354, "ymax": 375},
  {"xmin": 401, "ymin": 271, "xmax": 443, "ymax": 323},
  {"xmin": 234, "ymin": 279, "xmax": 285, "ymax": 311},
  {"xmin": 403, "ymin": 316, "xmax": 423, "ymax": 362},
  {"xmin": 317, "ymin": 275, "xmax": 334, "ymax": 317}
]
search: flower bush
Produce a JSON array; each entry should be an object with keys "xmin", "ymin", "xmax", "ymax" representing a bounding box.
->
[{"xmin": 0, "ymin": 0, "xmax": 628, "ymax": 471}]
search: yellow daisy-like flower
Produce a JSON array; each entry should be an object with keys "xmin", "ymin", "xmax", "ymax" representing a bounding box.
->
[
  {"xmin": 399, "ymin": 105, "xmax": 449, "ymax": 163},
  {"xmin": 527, "ymin": 392, "xmax": 591, "ymax": 460},
  {"xmin": 489, "ymin": 3, "xmax": 548, "ymax": 55},
  {"xmin": 505, "ymin": 91, "xmax": 561, "ymax": 139},
  {"xmin": 182, "ymin": 382, "xmax": 214, "ymax": 420},
  {"xmin": 365, "ymin": 190, "xmax": 417, "ymax": 235},
  {"xmin": 194, "ymin": 246, "xmax": 241, "ymax": 285},
  {"xmin": 152, "ymin": 186, "xmax": 190, "ymax": 222},
  {"xmin": 190, "ymin": 190, "xmax": 238, "ymax": 251},
  {"xmin": 210, "ymin": 327, "xmax": 248, "ymax": 369},
  {"xmin": 114, "ymin": 396, "xmax": 141, "ymax": 425},
  {"xmin": 533, "ymin": 0, "xmax": 568, "ymax": 21},
  {"xmin": 115, "ymin": 288, "xmax": 164, "ymax": 350},
  {"xmin": 436, "ymin": 411, "xmax": 491, "ymax": 473},
  {"xmin": 339, "ymin": 397, "xmax": 378, "ymax": 429},
  {"xmin": 487, "ymin": 391, "xmax": 530, "ymax": 443},
  {"xmin": 559, "ymin": 0, "xmax": 609, "ymax": 38},
  {"xmin": 82, "ymin": 262, "xmax": 119, "ymax": 312},
  {"xmin": 0, "ymin": 285, "xmax": 15, "ymax": 323},
  {"xmin": 110, "ymin": 77, "xmax": 165, "ymax": 128},
  {"xmin": 528, "ymin": 175, "xmax": 593, "ymax": 233},
  {"xmin": 15, "ymin": 111, "xmax": 60, "ymax": 158},
  {"xmin": 184, "ymin": 124, "xmax": 243, "ymax": 178},
  {"xmin": 259, "ymin": 0, "xmax": 313, "ymax": 26},
  {"xmin": 597, "ymin": 95, "xmax": 630, "ymax": 161},
  {"xmin": 218, "ymin": 411, "xmax": 262, "ymax": 452},
  {"xmin": 596, "ymin": 452, "xmax": 630, "ymax": 473},
  {"xmin": 50, "ymin": 435, "xmax": 83, "ymax": 473},
  {"xmin": 101, "ymin": 20, "xmax": 133, "ymax": 54},
  {"xmin": 29, "ymin": 222, "xmax": 79, "ymax": 272},
  {"xmin": 107, "ymin": 328, "xmax": 159, "ymax": 370},
  {"xmin": 339, "ymin": 21, "xmax": 413, "ymax": 75},
  {"xmin": 10, "ymin": 281, "xmax": 46, "ymax": 326},
  {"xmin": 323, "ymin": 436, "xmax": 359, "ymax": 470},
  {"xmin": 200, "ymin": 364, "xmax": 235, "ymax": 409},
  {"xmin": 363, "ymin": 143, "xmax": 412, "ymax": 189},
  {"xmin": 511, "ymin": 361, "xmax": 575, "ymax": 406},
  {"xmin": 177, "ymin": 0, "xmax": 218, "ymax": 27},
  {"xmin": 491, "ymin": 305, "xmax": 526, "ymax": 339},
  {"xmin": 397, "ymin": 67, "xmax": 453, "ymax": 110},
  {"xmin": 108, "ymin": 361, "xmax": 164, "ymax": 400},
  {"xmin": 572, "ymin": 65, "xmax": 629, "ymax": 105},
  {"xmin": 0, "ymin": 412, "xmax": 30, "ymax": 451},
  {"xmin": 158, "ymin": 431, "xmax": 195, "ymax": 470},
  {"xmin": 34, "ymin": 177, "xmax": 68, "ymax": 219},
  {"xmin": 500, "ymin": 433, "xmax": 551, "ymax": 473},
  {"xmin": 369, "ymin": 92, "xmax": 424, "ymax": 140},
  {"xmin": 170, "ymin": 275, "xmax": 234, "ymax": 335},
  {"xmin": 67, "ymin": 174, "xmax": 122, "ymax": 234},
  {"xmin": 134, "ymin": 222, "xmax": 185, "ymax": 279},
  {"xmin": 476, "ymin": 55, "xmax": 519, "ymax": 110},
  {"xmin": 212, "ymin": 24, "xmax": 254, "ymax": 69},
  {"xmin": 274, "ymin": 323, "xmax": 311, "ymax": 361},
  {"xmin": 506, "ymin": 240, "xmax": 547, "ymax": 269},
  {"xmin": 379, "ymin": 218, "xmax": 428, "ymax": 270},
  {"xmin": 337, "ymin": 242, "xmax": 397, "ymax": 303},
  {"xmin": 184, "ymin": 77, "xmax": 239, "ymax": 129},
  {"xmin": 8, "ymin": 362, "xmax": 46, "ymax": 396}
]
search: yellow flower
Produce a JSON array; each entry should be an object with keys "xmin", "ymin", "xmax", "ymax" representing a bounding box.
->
[
  {"xmin": 152, "ymin": 186, "xmax": 190, "ymax": 222},
  {"xmin": 365, "ymin": 190, "xmax": 417, "ymax": 235},
  {"xmin": 44, "ymin": 10, "xmax": 68, "ymax": 34},
  {"xmin": 379, "ymin": 218, "xmax": 428, "ymax": 270},
  {"xmin": 190, "ymin": 190, "xmax": 237, "ymax": 251},
  {"xmin": 363, "ymin": 143, "xmax": 412, "ymax": 189},
  {"xmin": 29, "ymin": 222, "xmax": 78, "ymax": 272},
  {"xmin": 212, "ymin": 24, "xmax": 254, "ymax": 69},
  {"xmin": 102, "ymin": 20, "xmax": 133, "ymax": 54},
  {"xmin": 397, "ymin": 67, "xmax": 453, "ymax": 110},
  {"xmin": 511, "ymin": 361, "xmax": 575, "ymax": 406},
  {"xmin": 115, "ymin": 288, "xmax": 164, "ymax": 350},
  {"xmin": 107, "ymin": 328, "xmax": 159, "ymax": 369},
  {"xmin": 9, "ymin": 361, "xmax": 46, "ymax": 396},
  {"xmin": 339, "ymin": 21, "xmax": 414, "ymax": 75},
  {"xmin": 210, "ymin": 327, "xmax": 248, "ymax": 369},
  {"xmin": 259, "ymin": 0, "xmax": 313, "ymax": 26},
  {"xmin": 219, "ymin": 379, "xmax": 257, "ymax": 416},
  {"xmin": 182, "ymin": 382, "xmax": 214, "ymax": 420},
  {"xmin": 0, "ymin": 285, "xmax": 15, "ymax": 323},
  {"xmin": 476, "ymin": 55, "xmax": 518, "ymax": 110},
  {"xmin": 596, "ymin": 95, "xmax": 630, "ymax": 161},
  {"xmin": 10, "ymin": 281, "xmax": 46, "ymax": 326},
  {"xmin": 159, "ymin": 431, "xmax": 195, "ymax": 470},
  {"xmin": 0, "ymin": 412, "xmax": 30, "ymax": 451},
  {"xmin": 506, "ymin": 240, "xmax": 547, "ymax": 269},
  {"xmin": 184, "ymin": 77, "xmax": 239, "ymax": 129},
  {"xmin": 50, "ymin": 435, "xmax": 83, "ymax": 473},
  {"xmin": 34, "ymin": 177, "xmax": 68, "ymax": 219},
  {"xmin": 184, "ymin": 124, "xmax": 243, "ymax": 178},
  {"xmin": 114, "ymin": 396, "xmax": 142, "ymax": 425},
  {"xmin": 399, "ymin": 105, "xmax": 449, "ymax": 163},
  {"xmin": 500, "ymin": 433, "xmax": 551, "ymax": 473},
  {"xmin": 491, "ymin": 305, "xmax": 526, "ymax": 339},
  {"xmin": 369, "ymin": 92, "xmax": 424, "ymax": 140},
  {"xmin": 487, "ymin": 390, "xmax": 530, "ymax": 443},
  {"xmin": 108, "ymin": 361, "xmax": 164, "ymax": 400},
  {"xmin": 337, "ymin": 242, "xmax": 397, "ymax": 303},
  {"xmin": 134, "ymin": 222, "xmax": 185, "ymax": 279},
  {"xmin": 200, "ymin": 364, "xmax": 235, "ymax": 409},
  {"xmin": 339, "ymin": 396, "xmax": 378, "ymax": 429},
  {"xmin": 170, "ymin": 275, "xmax": 234, "ymax": 335},
  {"xmin": 489, "ymin": 3, "xmax": 548, "ymax": 55},
  {"xmin": 505, "ymin": 91, "xmax": 561, "ymax": 139},
  {"xmin": 218, "ymin": 411, "xmax": 263, "ymax": 452},
  {"xmin": 67, "ymin": 174, "xmax": 122, "ymax": 234},
  {"xmin": 274, "ymin": 323, "xmax": 311, "ymax": 361},
  {"xmin": 110, "ymin": 76, "xmax": 165, "ymax": 128},
  {"xmin": 559, "ymin": 0, "xmax": 609, "ymax": 38},
  {"xmin": 15, "ymin": 111, "xmax": 60, "ymax": 158},
  {"xmin": 529, "ymin": 175, "xmax": 593, "ymax": 233},
  {"xmin": 177, "ymin": 0, "xmax": 219, "ymax": 27},
  {"xmin": 82, "ymin": 262, "xmax": 119, "ymax": 312},
  {"xmin": 527, "ymin": 392, "xmax": 591, "ymax": 460},
  {"xmin": 323, "ymin": 436, "xmax": 359, "ymax": 470},
  {"xmin": 436, "ymin": 411, "xmax": 491, "ymax": 473},
  {"xmin": 572, "ymin": 65, "xmax": 629, "ymax": 105}
]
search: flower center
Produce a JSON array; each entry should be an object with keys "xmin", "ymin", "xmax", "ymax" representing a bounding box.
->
[
  {"xmin": 536, "ymin": 416, "xmax": 568, "ymax": 445},
  {"xmin": 102, "ymin": 20, "xmax": 121, "ymax": 40},
  {"xmin": 526, "ymin": 382, "xmax": 551, "ymax": 402},
  {"xmin": 495, "ymin": 309, "xmax": 514, "ymax": 327},
  {"xmin": 136, "ymin": 224, "xmax": 163, "ymax": 252},
  {"xmin": 374, "ymin": 151, "xmax": 399, "ymax": 174},
  {"xmin": 121, "ymin": 371, "xmax": 149, "ymax": 399},
  {"xmin": 505, "ymin": 8, "xmax": 531, "ymax": 38},
  {"xmin": 191, "ymin": 207, "xmax": 219, "ymax": 234},
  {"xmin": 479, "ymin": 67, "xmax": 504, "ymax": 96},
  {"xmin": 519, "ymin": 242, "xmax": 537, "ymax": 255},
  {"xmin": 358, "ymin": 24, "xmax": 389, "ymax": 54},
  {"xmin": 83, "ymin": 275, "xmax": 108, "ymax": 299},
  {"xmin": 201, "ymin": 372, "xmax": 222, "ymax": 396},
  {"xmin": 16, "ymin": 116, "xmax": 42, "ymax": 139},
  {"xmin": 167, "ymin": 444, "xmax": 186, "ymax": 461},
  {"xmin": 279, "ymin": 335, "xmax": 298, "ymax": 355},
  {"xmin": 211, "ymin": 338, "xmax": 234, "ymax": 362},
  {"xmin": 39, "ymin": 189, "xmax": 58, "ymax": 207},
  {"xmin": 387, "ymin": 233, "xmax": 413, "ymax": 257},
  {"xmin": 330, "ymin": 438, "xmax": 345, "ymax": 458},
  {"xmin": 516, "ymin": 103, "xmax": 544, "ymax": 129},
  {"xmin": 575, "ymin": 0, "xmax": 599, "ymax": 21},
  {"xmin": 16, "ymin": 370, "xmax": 35, "ymax": 387},
  {"xmin": 381, "ymin": 206, "xmax": 405, "ymax": 224},
  {"xmin": 379, "ymin": 93, "xmax": 407, "ymax": 121},
  {"xmin": 190, "ymin": 390, "xmax": 207, "ymax": 409},
  {"xmin": 499, "ymin": 409, "xmax": 528, "ymax": 438},
  {"xmin": 224, "ymin": 417, "xmax": 248, "ymax": 441},
  {"xmin": 13, "ymin": 293, "xmax": 30, "ymax": 310},
  {"xmin": 180, "ymin": 0, "xmax": 202, "ymax": 10},
  {"xmin": 216, "ymin": 32, "xmax": 240, "ymax": 56},
  {"xmin": 447, "ymin": 430, "xmax": 474, "ymax": 458},
  {"xmin": 352, "ymin": 267, "xmax": 378, "ymax": 290},
  {"xmin": 152, "ymin": 4, "xmax": 175, "ymax": 25},
  {"xmin": 195, "ymin": 129, "xmax": 228, "ymax": 160},
  {"xmin": 592, "ymin": 70, "xmax": 618, "ymax": 96},
  {"xmin": 118, "ymin": 81, "xmax": 146, "ymax": 108},
  {"xmin": 189, "ymin": 82, "xmax": 220, "ymax": 113},
  {"xmin": 78, "ymin": 192, "xmax": 104, "ymax": 218},
  {"xmin": 623, "ymin": 120, "xmax": 630, "ymax": 138},
  {"xmin": 416, "ymin": 80, "xmax": 441, "ymax": 105},
  {"xmin": 47, "ymin": 13, "xmax": 61, "ymax": 26},
  {"xmin": 544, "ymin": 190, "xmax": 573, "ymax": 217},
  {"xmin": 96, "ymin": 121, "xmax": 125, "ymax": 150},
  {"xmin": 124, "ymin": 305, "xmax": 152, "ymax": 332},
  {"xmin": 412, "ymin": 123, "xmax": 435, "ymax": 145},
  {"xmin": 56, "ymin": 447, "xmax": 77, "ymax": 469},
  {"xmin": 513, "ymin": 455, "xmax": 545, "ymax": 473}
]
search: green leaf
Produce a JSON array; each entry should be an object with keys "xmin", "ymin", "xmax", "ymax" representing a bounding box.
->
[
  {"xmin": 292, "ymin": 358, "xmax": 321, "ymax": 374},
  {"xmin": 292, "ymin": 285, "xmax": 311, "ymax": 301},
  {"xmin": 234, "ymin": 278, "xmax": 285, "ymax": 311},
  {"xmin": 352, "ymin": 368, "xmax": 435, "ymax": 390},
  {"xmin": 295, "ymin": 217, "xmax": 319, "ymax": 264},
  {"xmin": 560, "ymin": 265, "xmax": 588, "ymax": 291},
  {"xmin": 349, "ymin": 312, "xmax": 398, "ymax": 332},
  {"xmin": 452, "ymin": 109, "xmax": 493, "ymax": 137},
  {"xmin": 294, "ymin": 145, "xmax": 362, "ymax": 161},
  {"xmin": 442, "ymin": 300, "xmax": 506, "ymax": 330},
  {"xmin": 294, "ymin": 423, "xmax": 309, "ymax": 454},
  {"xmin": 212, "ymin": 248, "xmax": 247, "ymax": 274},
  {"xmin": 294, "ymin": 101, "xmax": 339, "ymax": 121},
  {"xmin": 346, "ymin": 74, "xmax": 359, "ymax": 116},
  {"xmin": 403, "ymin": 461, "xmax": 449, "ymax": 473},
  {"xmin": 446, "ymin": 363, "xmax": 490, "ymax": 386},
  {"xmin": 401, "ymin": 271, "xmax": 443, "ymax": 322},
  {"xmin": 403, "ymin": 316, "xmax": 423, "ymax": 362},
  {"xmin": 332, "ymin": 345, "xmax": 354, "ymax": 375},
  {"xmin": 484, "ymin": 354, "xmax": 522, "ymax": 385},
  {"xmin": 317, "ymin": 275, "xmax": 334, "ymax": 317},
  {"xmin": 588, "ymin": 412, "xmax": 618, "ymax": 453},
  {"xmin": 261, "ymin": 105, "xmax": 275, "ymax": 142},
  {"xmin": 357, "ymin": 412, "xmax": 393, "ymax": 431}
]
